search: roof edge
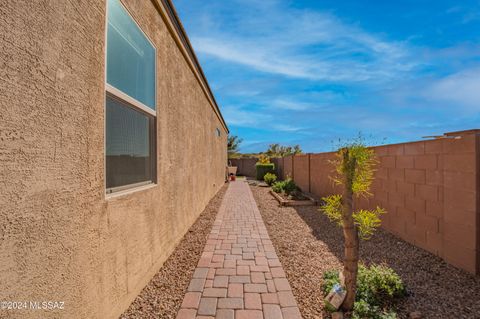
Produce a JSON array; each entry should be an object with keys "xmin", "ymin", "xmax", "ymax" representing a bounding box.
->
[{"xmin": 150, "ymin": 0, "xmax": 229, "ymax": 133}]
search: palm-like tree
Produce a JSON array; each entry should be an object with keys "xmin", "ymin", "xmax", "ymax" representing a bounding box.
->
[{"xmin": 227, "ymin": 135, "xmax": 243, "ymax": 155}]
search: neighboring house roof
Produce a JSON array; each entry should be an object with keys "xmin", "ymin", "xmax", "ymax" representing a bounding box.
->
[{"xmin": 151, "ymin": 0, "xmax": 229, "ymax": 134}]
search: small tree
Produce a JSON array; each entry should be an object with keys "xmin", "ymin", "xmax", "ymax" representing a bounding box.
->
[
  {"xmin": 227, "ymin": 135, "xmax": 243, "ymax": 156},
  {"xmin": 321, "ymin": 142, "xmax": 385, "ymax": 311},
  {"xmin": 265, "ymin": 143, "xmax": 303, "ymax": 157}
]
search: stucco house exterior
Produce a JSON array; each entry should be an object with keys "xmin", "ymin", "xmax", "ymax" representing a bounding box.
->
[{"xmin": 0, "ymin": 0, "xmax": 228, "ymax": 318}]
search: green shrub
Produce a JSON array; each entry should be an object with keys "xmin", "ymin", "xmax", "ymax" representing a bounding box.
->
[
  {"xmin": 321, "ymin": 264, "xmax": 406, "ymax": 318},
  {"xmin": 271, "ymin": 178, "xmax": 299, "ymax": 195},
  {"xmin": 352, "ymin": 300, "xmax": 397, "ymax": 319},
  {"xmin": 272, "ymin": 181, "xmax": 284, "ymax": 193},
  {"xmin": 264, "ymin": 173, "xmax": 277, "ymax": 186},
  {"xmin": 322, "ymin": 269, "xmax": 340, "ymax": 295},
  {"xmin": 282, "ymin": 178, "xmax": 298, "ymax": 195},
  {"xmin": 356, "ymin": 264, "xmax": 406, "ymax": 306},
  {"xmin": 255, "ymin": 163, "xmax": 275, "ymax": 180}
]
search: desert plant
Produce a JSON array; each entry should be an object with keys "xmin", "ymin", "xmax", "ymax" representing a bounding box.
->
[
  {"xmin": 352, "ymin": 300, "xmax": 398, "ymax": 319},
  {"xmin": 227, "ymin": 135, "xmax": 242, "ymax": 156},
  {"xmin": 271, "ymin": 178, "xmax": 298, "ymax": 195},
  {"xmin": 255, "ymin": 163, "xmax": 275, "ymax": 181},
  {"xmin": 282, "ymin": 178, "xmax": 298, "ymax": 195},
  {"xmin": 263, "ymin": 173, "xmax": 277, "ymax": 186},
  {"xmin": 266, "ymin": 143, "xmax": 303, "ymax": 157},
  {"xmin": 257, "ymin": 154, "xmax": 271, "ymax": 164},
  {"xmin": 320, "ymin": 142, "xmax": 385, "ymax": 311},
  {"xmin": 272, "ymin": 181, "xmax": 284, "ymax": 193},
  {"xmin": 356, "ymin": 264, "xmax": 406, "ymax": 306},
  {"xmin": 322, "ymin": 264, "xmax": 405, "ymax": 319}
]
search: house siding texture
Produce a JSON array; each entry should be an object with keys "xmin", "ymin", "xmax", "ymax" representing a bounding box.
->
[{"xmin": 0, "ymin": 1, "xmax": 227, "ymax": 319}]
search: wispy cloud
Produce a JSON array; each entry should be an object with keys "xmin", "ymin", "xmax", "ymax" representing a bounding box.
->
[
  {"xmin": 424, "ymin": 68, "xmax": 480, "ymax": 112},
  {"xmin": 272, "ymin": 124, "xmax": 305, "ymax": 132},
  {"xmin": 175, "ymin": 0, "xmax": 480, "ymax": 152},
  {"xmin": 272, "ymin": 99, "xmax": 317, "ymax": 111},
  {"xmin": 221, "ymin": 105, "xmax": 267, "ymax": 127},
  {"xmin": 189, "ymin": 2, "xmax": 417, "ymax": 83}
]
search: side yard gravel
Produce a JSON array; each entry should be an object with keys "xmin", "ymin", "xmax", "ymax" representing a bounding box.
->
[
  {"xmin": 250, "ymin": 185, "xmax": 480, "ymax": 319},
  {"xmin": 120, "ymin": 184, "xmax": 228, "ymax": 319}
]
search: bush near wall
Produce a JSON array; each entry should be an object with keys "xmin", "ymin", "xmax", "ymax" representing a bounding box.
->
[{"xmin": 256, "ymin": 163, "xmax": 275, "ymax": 181}]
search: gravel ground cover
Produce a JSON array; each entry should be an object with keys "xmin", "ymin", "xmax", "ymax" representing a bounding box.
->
[
  {"xmin": 250, "ymin": 184, "xmax": 480, "ymax": 319},
  {"xmin": 120, "ymin": 184, "xmax": 228, "ymax": 319}
]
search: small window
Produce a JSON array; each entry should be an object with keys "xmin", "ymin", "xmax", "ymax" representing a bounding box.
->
[
  {"xmin": 216, "ymin": 128, "xmax": 221, "ymax": 137},
  {"xmin": 105, "ymin": 0, "xmax": 156, "ymax": 194}
]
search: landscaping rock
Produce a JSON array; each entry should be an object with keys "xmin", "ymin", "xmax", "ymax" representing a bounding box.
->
[
  {"xmin": 120, "ymin": 185, "xmax": 228, "ymax": 319},
  {"xmin": 409, "ymin": 311, "xmax": 423, "ymax": 319},
  {"xmin": 332, "ymin": 311, "xmax": 343, "ymax": 319},
  {"xmin": 250, "ymin": 185, "xmax": 480, "ymax": 319}
]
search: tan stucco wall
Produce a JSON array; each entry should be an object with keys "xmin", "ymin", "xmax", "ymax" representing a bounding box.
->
[{"xmin": 0, "ymin": 1, "xmax": 228, "ymax": 318}]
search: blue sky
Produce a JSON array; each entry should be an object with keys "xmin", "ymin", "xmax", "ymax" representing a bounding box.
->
[{"xmin": 175, "ymin": 0, "xmax": 480, "ymax": 152}]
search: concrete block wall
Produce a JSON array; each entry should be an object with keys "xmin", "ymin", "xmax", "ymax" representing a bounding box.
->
[
  {"xmin": 278, "ymin": 130, "xmax": 480, "ymax": 275},
  {"xmin": 229, "ymin": 157, "xmax": 284, "ymax": 178},
  {"xmin": 229, "ymin": 158, "xmax": 257, "ymax": 177},
  {"xmin": 292, "ymin": 154, "xmax": 310, "ymax": 192}
]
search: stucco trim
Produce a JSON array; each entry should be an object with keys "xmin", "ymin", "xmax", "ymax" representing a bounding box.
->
[
  {"xmin": 106, "ymin": 183, "xmax": 157, "ymax": 200},
  {"xmin": 149, "ymin": 0, "xmax": 229, "ymax": 134}
]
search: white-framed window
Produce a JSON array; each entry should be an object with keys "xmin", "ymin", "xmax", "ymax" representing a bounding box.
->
[
  {"xmin": 216, "ymin": 128, "xmax": 221, "ymax": 137},
  {"xmin": 105, "ymin": 0, "xmax": 157, "ymax": 194}
]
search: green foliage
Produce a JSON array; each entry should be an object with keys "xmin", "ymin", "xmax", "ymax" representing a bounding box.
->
[
  {"xmin": 263, "ymin": 173, "xmax": 277, "ymax": 186},
  {"xmin": 320, "ymin": 140, "xmax": 386, "ymax": 311},
  {"xmin": 272, "ymin": 181, "xmax": 284, "ymax": 193},
  {"xmin": 266, "ymin": 143, "xmax": 303, "ymax": 157},
  {"xmin": 331, "ymin": 144, "xmax": 377, "ymax": 196},
  {"xmin": 321, "ymin": 196, "xmax": 384, "ymax": 240},
  {"xmin": 353, "ymin": 207, "xmax": 385, "ymax": 240},
  {"xmin": 321, "ymin": 264, "xmax": 406, "ymax": 318},
  {"xmin": 320, "ymin": 142, "xmax": 385, "ymax": 239},
  {"xmin": 356, "ymin": 264, "xmax": 406, "ymax": 306},
  {"xmin": 255, "ymin": 163, "xmax": 275, "ymax": 181},
  {"xmin": 321, "ymin": 269, "xmax": 340, "ymax": 295},
  {"xmin": 284, "ymin": 178, "xmax": 298, "ymax": 194},
  {"xmin": 321, "ymin": 195, "xmax": 343, "ymax": 226},
  {"xmin": 352, "ymin": 300, "xmax": 398, "ymax": 319},
  {"xmin": 282, "ymin": 178, "xmax": 298, "ymax": 195},
  {"xmin": 271, "ymin": 178, "xmax": 298, "ymax": 195},
  {"xmin": 227, "ymin": 135, "xmax": 243, "ymax": 156},
  {"xmin": 257, "ymin": 154, "xmax": 271, "ymax": 164}
]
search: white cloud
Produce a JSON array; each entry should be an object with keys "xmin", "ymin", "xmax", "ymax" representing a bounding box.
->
[
  {"xmin": 271, "ymin": 124, "xmax": 305, "ymax": 132},
  {"xmin": 189, "ymin": 3, "xmax": 416, "ymax": 83},
  {"xmin": 272, "ymin": 99, "xmax": 316, "ymax": 111},
  {"xmin": 221, "ymin": 105, "xmax": 269, "ymax": 127},
  {"xmin": 425, "ymin": 68, "xmax": 480, "ymax": 112}
]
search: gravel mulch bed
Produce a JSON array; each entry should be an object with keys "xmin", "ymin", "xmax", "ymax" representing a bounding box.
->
[
  {"xmin": 120, "ymin": 184, "xmax": 228, "ymax": 319},
  {"xmin": 250, "ymin": 185, "xmax": 480, "ymax": 319}
]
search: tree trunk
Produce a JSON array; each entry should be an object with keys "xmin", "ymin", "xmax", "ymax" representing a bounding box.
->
[{"xmin": 341, "ymin": 154, "xmax": 359, "ymax": 311}]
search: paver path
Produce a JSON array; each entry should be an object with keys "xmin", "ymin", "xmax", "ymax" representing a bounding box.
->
[{"xmin": 177, "ymin": 181, "xmax": 302, "ymax": 319}]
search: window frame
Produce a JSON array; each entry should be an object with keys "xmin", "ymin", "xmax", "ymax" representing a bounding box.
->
[{"xmin": 104, "ymin": 0, "xmax": 158, "ymax": 197}]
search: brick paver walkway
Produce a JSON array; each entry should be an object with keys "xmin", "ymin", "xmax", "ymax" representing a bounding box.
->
[{"xmin": 177, "ymin": 181, "xmax": 302, "ymax": 319}]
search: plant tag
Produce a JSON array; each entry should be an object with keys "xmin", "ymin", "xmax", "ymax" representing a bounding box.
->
[{"xmin": 325, "ymin": 283, "xmax": 346, "ymax": 311}]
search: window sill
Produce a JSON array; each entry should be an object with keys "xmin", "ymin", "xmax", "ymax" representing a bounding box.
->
[{"xmin": 105, "ymin": 183, "xmax": 157, "ymax": 200}]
